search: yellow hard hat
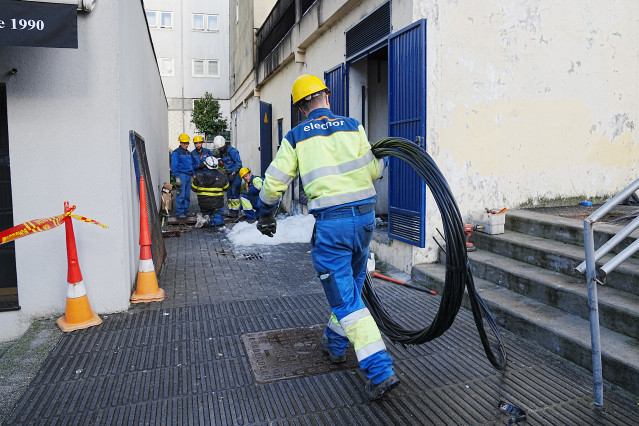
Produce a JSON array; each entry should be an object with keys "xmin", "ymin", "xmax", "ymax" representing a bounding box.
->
[
  {"xmin": 292, "ymin": 74, "xmax": 329, "ymax": 105},
  {"xmin": 239, "ymin": 168, "xmax": 250, "ymax": 178},
  {"xmin": 193, "ymin": 135, "xmax": 204, "ymax": 143},
  {"xmin": 178, "ymin": 133, "xmax": 190, "ymax": 143}
]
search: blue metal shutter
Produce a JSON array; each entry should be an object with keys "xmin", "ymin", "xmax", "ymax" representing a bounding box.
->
[
  {"xmin": 324, "ymin": 64, "xmax": 346, "ymax": 117},
  {"xmin": 259, "ymin": 101, "xmax": 273, "ymax": 175},
  {"xmin": 387, "ymin": 20, "xmax": 427, "ymax": 247}
]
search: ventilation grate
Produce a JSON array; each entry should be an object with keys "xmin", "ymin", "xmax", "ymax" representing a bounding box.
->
[{"xmin": 345, "ymin": 1, "xmax": 391, "ymax": 60}]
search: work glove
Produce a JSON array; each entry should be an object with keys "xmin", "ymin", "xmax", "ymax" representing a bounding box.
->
[
  {"xmin": 175, "ymin": 177, "xmax": 182, "ymax": 187},
  {"xmin": 257, "ymin": 214, "xmax": 276, "ymax": 237}
]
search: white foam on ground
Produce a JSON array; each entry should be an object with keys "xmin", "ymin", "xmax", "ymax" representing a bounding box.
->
[{"xmin": 226, "ymin": 214, "xmax": 315, "ymax": 246}]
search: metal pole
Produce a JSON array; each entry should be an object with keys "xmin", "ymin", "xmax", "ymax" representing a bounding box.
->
[
  {"xmin": 575, "ymin": 214, "xmax": 639, "ymax": 274},
  {"xmin": 600, "ymin": 237, "xmax": 639, "ymax": 276},
  {"xmin": 584, "ymin": 219, "xmax": 603, "ymax": 406}
]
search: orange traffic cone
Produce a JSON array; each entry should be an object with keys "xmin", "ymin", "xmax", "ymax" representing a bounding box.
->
[
  {"xmin": 57, "ymin": 202, "xmax": 103, "ymax": 332},
  {"xmin": 130, "ymin": 176, "xmax": 165, "ymax": 303}
]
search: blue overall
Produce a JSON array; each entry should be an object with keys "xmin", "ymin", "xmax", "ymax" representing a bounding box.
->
[
  {"xmin": 170, "ymin": 146, "xmax": 195, "ymax": 217},
  {"xmin": 312, "ymin": 200, "xmax": 394, "ymax": 385},
  {"xmin": 220, "ymin": 145, "xmax": 242, "ymax": 214}
]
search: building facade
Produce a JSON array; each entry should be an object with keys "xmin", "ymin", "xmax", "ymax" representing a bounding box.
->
[
  {"xmin": 144, "ymin": 0, "xmax": 231, "ymax": 150},
  {"xmin": 0, "ymin": 0, "xmax": 169, "ymax": 341},
  {"xmin": 230, "ymin": 0, "xmax": 639, "ymax": 273}
]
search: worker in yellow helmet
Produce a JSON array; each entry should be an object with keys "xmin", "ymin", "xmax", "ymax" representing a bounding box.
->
[
  {"xmin": 170, "ymin": 133, "xmax": 195, "ymax": 219},
  {"xmin": 190, "ymin": 135, "xmax": 213, "ymax": 169},
  {"xmin": 256, "ymin": 74, "xmax": 396, "ymax": 400},
  {"xmin": 238, "ymin": 167, "xmax": 263, "ymax": 222}
]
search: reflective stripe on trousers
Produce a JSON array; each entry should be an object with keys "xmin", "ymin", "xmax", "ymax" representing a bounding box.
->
[{"xmin": 312, "ymin": 206, "xmax": 394, "ymax": 384}]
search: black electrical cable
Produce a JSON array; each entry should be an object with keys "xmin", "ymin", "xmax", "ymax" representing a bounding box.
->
[{"xmin": 365, "ymin": 137, "xmax": 507, "ymax": 370}]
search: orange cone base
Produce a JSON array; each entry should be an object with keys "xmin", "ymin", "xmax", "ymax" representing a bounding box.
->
[
  {"xmin": 130, "ymin": 287, "xmax": 165, "ymax": 303},
  {"xmin": 130, "ymin": 271, "xmax": 165, "ymax": 303},
  {"xmin": 56, "ymin": 311, "xmax": 102, "ymax": 332}
]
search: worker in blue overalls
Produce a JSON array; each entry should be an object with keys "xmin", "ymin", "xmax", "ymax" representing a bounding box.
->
[
  {"xmin": 212, "ymin": 136, "xmax": 243, "ymax": 218},
  {"xmin": 239, "ymin": 168, "xmax": 263, "ymax": 221},
  {"xmin": 170, "ymin": 133, "xmax": 195, "ymax": 219},
  {"xmin": 190, "ymin": 135, "xmax": 213, "ymax": 170},
  {"xmin": 256, "ymin": 75, "xmax": 398, "ymax": 400}
]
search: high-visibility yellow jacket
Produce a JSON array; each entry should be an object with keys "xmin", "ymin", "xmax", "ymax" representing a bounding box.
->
[{"xmin": 259, "ymin": 108, "xmax": 383, "ymax": 212}]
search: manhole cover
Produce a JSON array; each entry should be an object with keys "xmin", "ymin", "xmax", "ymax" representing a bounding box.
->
[{"xmin": 241, "ymin": 324, "xmax": 358, "ymax": 383}]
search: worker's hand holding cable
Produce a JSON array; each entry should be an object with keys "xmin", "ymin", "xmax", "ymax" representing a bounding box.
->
[{"xmin": 257, "ymin": 214, "xmax": 276, "ymax": 237}]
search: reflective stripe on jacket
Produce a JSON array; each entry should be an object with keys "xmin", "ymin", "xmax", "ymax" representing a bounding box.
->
[
  {"xmin": 170, "ymin": 146, "xmax": 195, "ymax": 176},
  {"xmin": 191, "ymin": 169, "xmax": 229, "ymax": 196},
  {"xmin": 259, "ymin": 108, "xmax": 382, "ymax": 211}
]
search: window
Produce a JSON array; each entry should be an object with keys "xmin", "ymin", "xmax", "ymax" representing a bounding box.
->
[
  {"xmin": 193, "ymin": 14, "xmax": 218, "ymax": 31},
  {"xmin": 158, "ymin": 58, "xmax": 174, "ymax": 76},
  {"xmin": 193, "ymin": 14, "xmax": 204, "ymax": 30},
  {"xmin": 161, "ymin": 12, "xmax": 172, "ymax": 28},
  {"xmin": 207, "ymin": 15, "xmax": 218, "ymax": 31},
  {"xmin": 193, "ymin": 59, "xmax": 220, "ymax": 77},
  {"xmin": 146, "ymin": 11, "xmax": 157, "ymax": 28},
  {"xmin": 146, "ymin": 10, "xmax": 172, "ymax": 29}
]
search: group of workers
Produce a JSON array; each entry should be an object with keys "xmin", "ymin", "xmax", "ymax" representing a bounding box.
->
[
  {"xmin": 169, "ymin": 74, "xmax": 399, "ymax": 401},
  {"xmin": 169, "ymin": 134, "xmax": 262, "ymax": 227}
]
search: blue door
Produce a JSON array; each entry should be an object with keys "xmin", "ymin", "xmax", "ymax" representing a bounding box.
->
[
  {"xmin": 388, "ymin": 20, "xmax": 427, "ymax": 247},
  {"xmin": 324, "ymin": 64, "xmax": 346, "ymax": 117},
  {"xmin": 259, "ymin": 101, "xmax": 272, "ymax": 175}
]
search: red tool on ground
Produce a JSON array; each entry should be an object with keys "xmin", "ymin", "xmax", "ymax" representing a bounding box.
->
[
  {"xmin": 372, "ymin": 272, "xmax": 437, "ymax": 295},
  {"xmin": 463, "ymin": 223, "xmax": 484, "ymax": 252}
]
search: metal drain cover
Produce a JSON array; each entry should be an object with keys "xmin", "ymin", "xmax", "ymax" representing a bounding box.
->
[{"xmin": 241, "ymin": 324, "xmax": 358, "ymax": 383}]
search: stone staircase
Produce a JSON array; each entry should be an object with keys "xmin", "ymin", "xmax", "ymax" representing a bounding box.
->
[{"xmin": 411, "ymin": 209, "xmax": 639, "ymax": 396}]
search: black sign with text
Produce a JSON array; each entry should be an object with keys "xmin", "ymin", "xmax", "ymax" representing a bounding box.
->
[{"xmin": 0, "ymin": 0, "xmax": 77, "ymax": 48}]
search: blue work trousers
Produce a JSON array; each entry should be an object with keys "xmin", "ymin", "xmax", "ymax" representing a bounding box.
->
[
  {"xmin": 175, "ymin": 173, "xmax": 192, "ymax": 216},
  {"xmin": 227, "ymin": 173, "xmax": 242, "ymax": 212},
  {"xmin": 311, "ymin": 205, "xmax": 394, "ymax": 384}
]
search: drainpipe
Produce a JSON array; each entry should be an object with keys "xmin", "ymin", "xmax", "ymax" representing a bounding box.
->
[{"xmin": 180, "ymin": 0, "xmax": 185, "ymax": 132}]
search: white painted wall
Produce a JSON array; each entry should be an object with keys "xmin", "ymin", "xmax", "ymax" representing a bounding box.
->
[
  {"xmin": 409, "ymin": 0, "xmax": 639, "ymax": 267},
  {"xmin": 0, "ymin": 1, "xmax": 168, "ymax": 342}
]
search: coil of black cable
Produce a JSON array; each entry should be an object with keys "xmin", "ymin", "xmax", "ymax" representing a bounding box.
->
[{"xmin": 365, "ymin": 137, "xmax": 507, "ymax": 370}]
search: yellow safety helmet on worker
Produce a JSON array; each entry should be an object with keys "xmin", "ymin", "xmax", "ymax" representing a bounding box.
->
[
  {"xmin": 239, "ymin": 168, "xmax": 250, "ymax": 179},
  {"xmin": 292, "ymin": 74, "xmax": 330, "ymax": 105},
  {"xmin": 178, "ymin": 133, "xmax": 190, "ymax": 143},
  {"xmin": 193, "ymin": 135, "xmax": 204, "ymax": 143}
]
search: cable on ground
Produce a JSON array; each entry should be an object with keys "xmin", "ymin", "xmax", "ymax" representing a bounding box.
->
[{"xmin": 365, "ymin": 137, "xmax": 507, "ymax": 370}]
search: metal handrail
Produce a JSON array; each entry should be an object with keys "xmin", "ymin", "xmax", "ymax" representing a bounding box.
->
[{"xmin": 577, "ymin": 177, "xmax": 639, "ymax": 406}]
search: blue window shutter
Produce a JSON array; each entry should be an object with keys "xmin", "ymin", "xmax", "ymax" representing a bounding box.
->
[
  {"xmin": 388, "ymin": 20, "xmax": 427, "ymax": 247},
  {"xmin": 324, "ymin": 64, "xmax": 346, "ymax": 117}
]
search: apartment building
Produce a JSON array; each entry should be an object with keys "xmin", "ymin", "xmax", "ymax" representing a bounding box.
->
[{"xmin": 144, "ymin": 0, "xmax": 231, "ymax": 150}]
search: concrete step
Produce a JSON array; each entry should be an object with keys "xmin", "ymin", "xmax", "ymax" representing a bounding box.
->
[
  {"xmin": 467, "ymin": 249, "xmax": 639, "ymax": 338},
  {"xmin": 505, "ymin": 209, "xmax": 639, "ymax": 256},
  {"xmin": 471, "ymin": 229, "xmax": 639, "ymax": 296},
  {"xmin": 411, "ymin": 262, "xmax": 639, "ymax": 396}
]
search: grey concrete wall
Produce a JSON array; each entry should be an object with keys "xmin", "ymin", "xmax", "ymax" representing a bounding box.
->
[{"xmin": 0, "ymin": 1, "xmax": 168, "ymax": 342}]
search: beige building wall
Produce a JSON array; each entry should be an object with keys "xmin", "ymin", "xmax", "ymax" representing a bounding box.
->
[{"xmin": 231, "ymin": 0, "xmax": 639, "ymax": 272}]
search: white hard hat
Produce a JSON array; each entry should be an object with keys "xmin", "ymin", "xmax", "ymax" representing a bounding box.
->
[
  {"xmin": 213, "ymin": 136, "xmax": 226, "ymax": 149},
  {"xmin": 204, "ymin": 156, "xmax": 218, "ymax": 169}
]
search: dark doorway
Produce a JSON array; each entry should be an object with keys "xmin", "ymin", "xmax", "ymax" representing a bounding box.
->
[
  {"xmin": 259, "ymin": 101, "xmax": 272, "ymax": 176},
  {"xmin": 0, "ymin": 83, "xmax": 19, "ymax": 311}
]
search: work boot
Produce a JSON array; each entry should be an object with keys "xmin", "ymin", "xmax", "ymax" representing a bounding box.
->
[
  {"xmin": 320, "ymin": 333, "xmax": 346, "ymax": 364},
  {"xmin": 364, "ymin": 374, "xmax": 400, "ymax": 401}
]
